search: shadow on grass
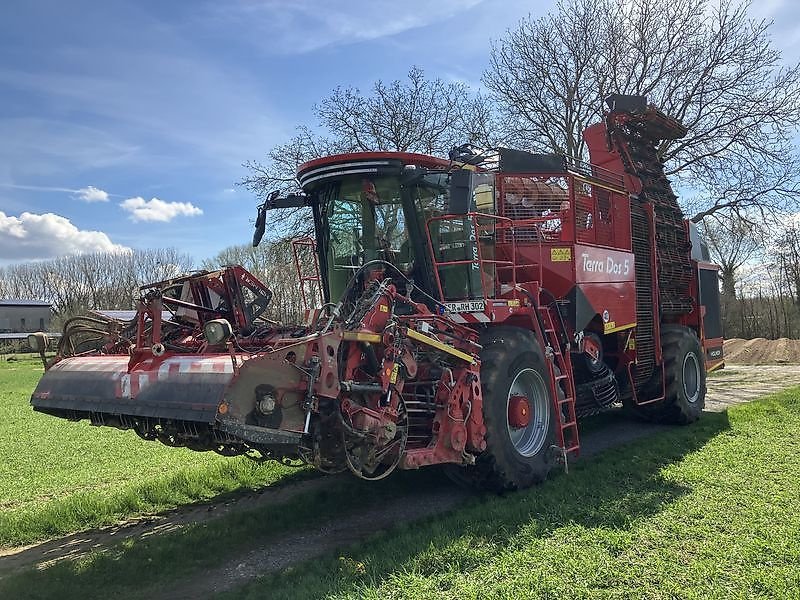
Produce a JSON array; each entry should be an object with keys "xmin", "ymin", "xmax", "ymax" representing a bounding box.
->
[{"xmin": 0, "ymin": 412, "xmax": 731, "ymax": 600}]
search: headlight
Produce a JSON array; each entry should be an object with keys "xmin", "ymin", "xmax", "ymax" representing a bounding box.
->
[
  {"xmin": 27, "ymin": 332, "xmax": 49, "ymax": 352},
  {"xmin": 203, "ymin": 319, "xmax": 233, "ymax": 345}
]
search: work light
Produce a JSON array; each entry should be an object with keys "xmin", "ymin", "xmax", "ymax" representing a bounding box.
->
[
  {"xmin": 203, "ymin": 319, "xmax": 233, "ymax": 345},
  {"xmin": 27, "ymin": 332, "xmax": 49, "ymax": 353}
]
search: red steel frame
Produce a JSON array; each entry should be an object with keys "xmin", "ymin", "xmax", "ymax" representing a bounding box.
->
[
  {"xmin": 424, "ymin": 211, "xmax": 581, "ymax": 458},
  {"xmin": 291, "ymin": 237, "xmax": 324, "ymax": 309}
]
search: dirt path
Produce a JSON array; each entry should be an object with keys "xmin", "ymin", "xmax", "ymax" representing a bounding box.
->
[
  {"xmin": 162, "ymin": 487, "xmax": 469, "ymax": 600},
  {"xmin": 704, "ymin": 364, "xmax": 800, "ymax": 411},
  {"xmin": 0, "ymin": 476, "xmax": 336, "ymax": 575},
  {"xmin": 3, "ymin": 363, "xmax": 800, "ymax": 596}
]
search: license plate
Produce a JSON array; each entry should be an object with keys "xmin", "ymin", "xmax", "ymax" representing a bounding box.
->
[{"xmin": 443, "ymin": 300, "xmax": 486, "ymax": 313}]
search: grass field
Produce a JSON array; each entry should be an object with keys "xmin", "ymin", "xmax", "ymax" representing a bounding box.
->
[
  {"xmin": 0, "ymin": 379, "xmax": 797, "ymax": 598},
  {"xmin": 0, "ymin": 355, "xmax": 299, "ymax": 548},
  {"xmin": 230, "ymin": 388, "xmax": 800, "ymax": 600}
]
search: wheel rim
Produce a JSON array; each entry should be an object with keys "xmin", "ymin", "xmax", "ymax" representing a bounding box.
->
[
  {"xmin": 682, "ymin": 352, "xmax": 701, "ymax": 403},
  {"xmin": 506, "ymin": 368, "xmax": 550, "ymax": 457}
]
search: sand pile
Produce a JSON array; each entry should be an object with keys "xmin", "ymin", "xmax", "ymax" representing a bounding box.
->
[{"xmin": 723, "ymin": 338, "xmax": 800, "ymax": 365}]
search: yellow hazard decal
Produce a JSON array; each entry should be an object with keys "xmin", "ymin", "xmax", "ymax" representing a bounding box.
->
[
  {"xmin": 551, "ymin": 247, "xmax": 572, "ymax": 262},
  {"xmin": 343, "ymin": 331, "xmax": 382, "ymax": 343},
  {"xmin": 379, "ymin": 304, "xmax": 389, "ymax": 313},
  {"xmin": 390, "ymin": 363, "xmax": 399, "ymax": 384},
  {"xmin": 508, "ymin": 299, "xmax": 521, "ymax": 307},
  {"xmin": 604, "ymin": 321, "xmax": 637, "ymax": 334}
]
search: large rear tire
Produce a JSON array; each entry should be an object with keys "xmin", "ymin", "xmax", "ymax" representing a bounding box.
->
[
  {"xmin": 447, "ymin": 326, "xmax": 558, "ymax": 491},
  {"xmin": 626, "ymin": 325, "xmax": 706, "ymax": 424}
]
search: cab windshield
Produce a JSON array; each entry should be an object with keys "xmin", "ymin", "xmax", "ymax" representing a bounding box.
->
[{"xmin": 322, "ymin": 174, "xmax": 447, "ymax": 300}]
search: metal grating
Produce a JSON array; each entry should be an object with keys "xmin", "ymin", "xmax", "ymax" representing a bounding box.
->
[{"xmin": 631, "ymin": 205, "xmax": 656, "ymax": 387}]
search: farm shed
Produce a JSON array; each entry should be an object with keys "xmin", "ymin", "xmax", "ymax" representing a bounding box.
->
[{"xmin": 0, "ymin": 300, "xmax": 52, "ymax": 333}]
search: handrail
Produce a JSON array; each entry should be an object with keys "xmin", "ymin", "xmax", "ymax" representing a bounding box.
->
[
  {"xmin": 292, "ymin": 237, "xmax": 323, "ymax": 309},
  {"xmin": 425, "ymin": 212, "xmax": 543, "ymax": 301}
]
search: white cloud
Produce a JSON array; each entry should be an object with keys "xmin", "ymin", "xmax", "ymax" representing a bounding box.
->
[
  {"xmin": 1, "ymin": 183, "xmax": 111, "ymax": 202},
  {"xmin": 120, "ymin": 197, "xmax": 203, "ymax": 222},
  {"xmin": 75, "ymin": 185, "xmax": 110, "ymax": 202},
  {"xmin": 0, "ymin": 211, "xmax": 129, "ymax": 260}
]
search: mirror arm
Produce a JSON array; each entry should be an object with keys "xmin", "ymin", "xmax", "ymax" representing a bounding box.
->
[{"xmin": 253, "ymin": 190, "xmax": 313, "ymax": 247}]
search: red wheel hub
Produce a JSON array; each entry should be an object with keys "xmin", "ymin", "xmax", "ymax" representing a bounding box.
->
[{"xmin": 508, "ymin": 395, "xmax": 531, "ymax": 428}]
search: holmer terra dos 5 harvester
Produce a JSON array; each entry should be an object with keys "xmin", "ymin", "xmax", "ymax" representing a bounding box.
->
[{"xmin": 30, "ymin": 95, "xmax": 723, "ymax": 489}]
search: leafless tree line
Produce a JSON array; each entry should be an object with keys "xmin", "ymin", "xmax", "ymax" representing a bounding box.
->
[
  {"xmin": 702, "ymin": 215, "xmax": 800, "ymax": 338},
  {"xmin": 0, "ymin": 248, "xmax": 193, "ymax": 329}
]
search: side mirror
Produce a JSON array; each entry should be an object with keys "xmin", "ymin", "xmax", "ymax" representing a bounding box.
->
[
  {"xmin": 252, "ymin": 190, "xmax": 278, "ymax": 247},
  {"xmin": 252, "ymin": 204, "xmax": 267, "ymax": 247},
  {"xmin": 448, "ymin": 169, "xmax": 472, "ymax": 215},
  {"xmin": 253, "ymin": 190, "xmax": 312, "ymax": 247}
]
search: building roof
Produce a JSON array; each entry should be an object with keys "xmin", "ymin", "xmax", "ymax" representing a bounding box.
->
[
  {"xmin": 0, "ymin": 332, "xmax": 61, "ymax": 340},
  {"xmin": 0, "ymin": 299, "xmax": 52, "ymax": 307}
]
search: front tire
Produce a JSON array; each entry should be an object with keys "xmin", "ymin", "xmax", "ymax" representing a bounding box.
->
[{"xmin": 448, "ymin": 327, "xmax": 558, "ymax": 491}]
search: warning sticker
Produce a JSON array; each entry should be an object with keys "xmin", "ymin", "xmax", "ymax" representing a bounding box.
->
[
  {"xmin": 604, "ymin": 321, "xmax": 637, "ymax": 335},
  {"xmin": 551, "ymin": 247, "xmax": 572, "ymax": 262}
]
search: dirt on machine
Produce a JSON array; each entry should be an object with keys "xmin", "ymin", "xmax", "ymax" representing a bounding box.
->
[{"xmin": 29, "ymin": 95, "xmax": 724, "ymax": 490}]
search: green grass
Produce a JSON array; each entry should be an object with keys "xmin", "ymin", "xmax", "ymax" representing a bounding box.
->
[
  {"xmin": 0, "ymin": 356, "xmax": 302, "ymax": 548},
  {"xmin": 0, "ymin": 470, "xmax": 453, "ymax": 599},
  {"xmin": 2, "ymin": 387, "xmax": 798, "ymax": 599},
  {"xmin": 221, "ymin": 388, "xmax": 799, "ymax": 600}
]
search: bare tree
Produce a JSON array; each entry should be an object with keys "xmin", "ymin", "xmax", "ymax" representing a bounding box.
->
[
  {"xmin": 700, "ymin": 214, "xmax": 762, "ymax": 299},
  {"xmin": 484, "ymin": 0, "xmax": 607, "ymax": 159},
  {"xmin": 773, "ymin": 216, "xmax": 800, "ymax": 306},
  {"xmin": 241, "ymin": 67, "xmax": 497, "ymax": 210},
  {"xmin": 242, "ymin": 127, "xmax": 343, "ymax": 199},
  {"xmin": 0, "ymin": 248, "xmax": 194, "ymax": 325},
  {"xmin": 485, "ymin": 0, "xmax": 800, "ymax": 222},
  {"xmin": 316, "ymin": 66, "xmax": 495, "ymax": 155}
]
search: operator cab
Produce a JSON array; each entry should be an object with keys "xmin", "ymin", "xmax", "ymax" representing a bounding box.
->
[{"xmin": 295, "ymin": 153, "xmax": 454, "ymax": 303}]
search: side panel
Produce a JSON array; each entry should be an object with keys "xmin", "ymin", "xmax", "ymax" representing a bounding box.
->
[
  {"xmin": 574, "ymin": 245, "xmax": 634, "ymax": 284},
  {"xmin": 698, "ymin": 262, "xmax": 724, "ymax": 370},
  {"xmin": 31, "ymin": 355, "xmax": 236, "ymax": 423},
  {"xmin": 572, "ymin": 245, "xmax": 637, "ymax": 333}
]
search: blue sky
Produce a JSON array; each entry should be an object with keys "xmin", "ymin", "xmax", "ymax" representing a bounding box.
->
[{"xmin": 1, "ymin": 0, "xmax": 798, "ymax": 265}]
